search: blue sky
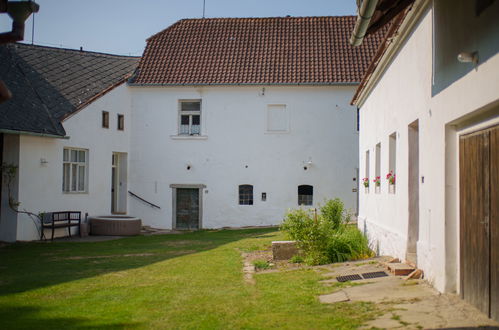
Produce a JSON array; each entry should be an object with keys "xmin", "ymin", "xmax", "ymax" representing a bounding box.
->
[{"xmin": 0, "ymin": 0, "xmax": 357, "ymax": 56}]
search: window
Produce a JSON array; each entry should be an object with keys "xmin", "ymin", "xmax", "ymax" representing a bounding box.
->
[
  {"xmin": 375, "ymin": 143, "xmax": 381, "ymax": 192},
  {"xmin": 239, "ymin": 185, "xmax": 253, "ymax": 205},
  {"xmin": 298, "ymin": 185, "xmax": 313, "ymax": 205},
  {"xmin": 266, "ymin": 104, "xmax": 288, "ymax": 132},
  {"xmin": 102, "ymin": 111, "xmax": 109, "ymax": 128},
  {"xmin": 389, "ymin": 132, "xmax": 397, "ymax": 175},
  {"xmin": 117, "ymin": 114, "xmax": 124, "ymax": 131},
  {"xmin": 63, "ymin": 148, "xmax": 88, "ymax": 193},
  {"xmin": 179, "ymin": 100, "xmax": 201, "ymax": 135}
]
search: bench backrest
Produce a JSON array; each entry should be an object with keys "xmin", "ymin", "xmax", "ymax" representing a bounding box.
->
[{"xmin": 44, "ymin": 211, "xmax": 81, "ymax": 223}]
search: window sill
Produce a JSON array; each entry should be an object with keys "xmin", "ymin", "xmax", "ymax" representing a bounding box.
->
[
  {"xmin": 170, "ymin": 135, "xmax": 208, "ymax": 140},
  {"xmin": 63, "ymin": 191, "xmax": 88, "ymax": 195}
]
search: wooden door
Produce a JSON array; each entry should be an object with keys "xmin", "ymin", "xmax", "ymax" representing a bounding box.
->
[
  {"xmin": 460, "ymin": 124, "xmax": 498, "ymax": 321},
  {"xmin": 175, "ymin": 188, "xmax": 199, "ymax": 230}
]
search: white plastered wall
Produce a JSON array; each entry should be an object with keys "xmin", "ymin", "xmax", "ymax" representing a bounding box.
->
[
  {"xmin": 358, "ymin": 3, "xmax": 499, "ymax": 292},
  {"xmin": 15, "ymin": 84, "xmax": 132, "ymax": 241},
  {"xmin": 129, "ymin": 85, "xmax": 359, "ymax": 230}
]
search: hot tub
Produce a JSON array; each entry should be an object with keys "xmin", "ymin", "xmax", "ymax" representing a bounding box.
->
[{"xmin": 89, "ymin": 216, "xmax": 142, "ymax": 236}]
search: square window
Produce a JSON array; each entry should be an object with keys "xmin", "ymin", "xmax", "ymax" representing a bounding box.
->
[
  {"xmin": 298, "ymin": 185, "xmax": 313, "ymax": 205},
  {"xmin": 267, "ymin": 104, "xmax": 288, "ymax": 132}
]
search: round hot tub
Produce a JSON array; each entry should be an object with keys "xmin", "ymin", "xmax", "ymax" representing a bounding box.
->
[{"xmin": 89, "ymin": 216, "xmax": 142, "ymax": 236}]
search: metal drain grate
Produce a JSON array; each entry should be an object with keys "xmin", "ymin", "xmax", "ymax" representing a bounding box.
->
[
  {"xmin": 336, "ymin": 274, "xmax": 363, "ymax": 282},
  {"xmin": 361, "ymin": 271, "xmax": 388, "ymax": 279}
]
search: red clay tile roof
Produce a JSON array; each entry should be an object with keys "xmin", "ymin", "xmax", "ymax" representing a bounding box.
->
[{"xmin": 130, "ymin": 16, "xmax": 386, "ymax": 85}]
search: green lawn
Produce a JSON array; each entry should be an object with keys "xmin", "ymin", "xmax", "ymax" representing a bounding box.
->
[{"xmin": 0, "ymin": 228, "xmax": 377, "ymax": 329}]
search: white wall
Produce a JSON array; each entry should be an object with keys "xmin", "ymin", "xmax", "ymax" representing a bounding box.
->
[
  {"xmin": 129, "ymin": 85, "xmax": 359, "ymax": 229},
  {"xmin": 358, "ymin": 2, "xmax": 499, "ymax": 293},
  {"xmin": 15, "ymin": 84, "xmax": 132, "ymax": 241}
]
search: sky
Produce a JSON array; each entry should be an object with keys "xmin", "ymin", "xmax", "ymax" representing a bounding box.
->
[{"xmin": 0, "ymin": 0, "xmax": 357, "ymax": 56}]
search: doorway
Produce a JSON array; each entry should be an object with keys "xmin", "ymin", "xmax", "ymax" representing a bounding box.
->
[
  {"xmin": 171, "ymin": 184, "xmax": 205, "ymax": 230},
  {"xmin": 111, "ymin": 152, "xmax": 127, "ymax": 214},
  {"xmin": 459, "ymin": 124, "xmax": 498, "ymax": 321},
  {"xmin": 407, "ymin": 120, "xmax": 420, "ymax": 265}
]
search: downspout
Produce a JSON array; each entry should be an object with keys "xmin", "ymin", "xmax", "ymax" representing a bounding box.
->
[{"xmin": 350, "ymin": 0, "xmax": 379, "ymax": 46}]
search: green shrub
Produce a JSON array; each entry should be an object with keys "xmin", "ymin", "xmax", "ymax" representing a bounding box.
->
[
  {"xmin": 320, "ymin": 198, "xmax": 349, "ymax": 230},
  {"xmin": 290, "ymin": 255, "xmax": 304, "ymax": 263},
  {"xmin": 252, "ymin": 259, "xmax": 271, "ymax": 270},
  {"xmin": 280, "ymin": 198, "xmax": 372, "ymax": 265}
]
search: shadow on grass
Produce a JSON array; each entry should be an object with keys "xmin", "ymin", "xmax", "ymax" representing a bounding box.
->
[
  {"xmin": 0, "ymin": 305, "xmax": 139, "ymax": 329},
  {"xmin": 0, "ymin": 227, "xmax": 278, "ymax": 296}
]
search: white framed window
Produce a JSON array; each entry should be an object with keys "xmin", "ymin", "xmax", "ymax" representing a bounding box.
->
[
  {"xmin": 266, "ymin": 104, "xmax": 289, "ymax": 132},
  {"xmin": 179, "ymin": 100, "xmax": 201, "ymax": 135},
  {"xmin": 63, "ymin": 148, "xmax": 88, "ymax": 193}
]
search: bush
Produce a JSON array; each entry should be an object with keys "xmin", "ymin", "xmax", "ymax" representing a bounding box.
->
[
  {"xmin": 320, "ymin": 198, "xmax": 348, "ymax": 230},
  {"xmin": 290, "ymin": 255, "xmax": 304, "ymax": 263},
  {"xmin": 280, "ymin": 198, "xmax": 372, "ymax": 265}
]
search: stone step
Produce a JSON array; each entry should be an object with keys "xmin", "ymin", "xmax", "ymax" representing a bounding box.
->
[{"xmin": 387, "ymin": 263, "xmax": 415, "ymax": 276}]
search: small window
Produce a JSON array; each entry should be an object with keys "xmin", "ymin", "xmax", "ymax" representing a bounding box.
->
[
  {"xmin": 179, "ymin": 100, "xmax": 201, "ymax": 135},
  {"xmin": 102, "ymin": 111, "xmax": 109, "ymax": 128},
  {"xmin": 63, "ymin": 148, "xmax": 88, "ymax": 193},
  {"xmin": 117, "ymin": 114, "xmax": 124, "ymax": 131},
  {"xmin": 375, "ymin": 143, "xmax": 381, "ymax": 179},
  {"xmin": 266, "ymin": 104, "xmax": 288, "ymax": 132},
  {"xmin": 239, "ymin": 185, "xmax": 253, "ymax": 205},
  {"xmin": 389, "ymin": 133, "xmax": 396, "ymax": 176},
  {"xmin": 298, "ymin": 185, "xmax": 313, "ymax": 205}
]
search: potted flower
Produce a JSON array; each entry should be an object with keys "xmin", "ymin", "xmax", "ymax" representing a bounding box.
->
[
  {"xmin": 373, "ymin": 176, "xmax": 381, "ymax": 193},
  {"xmin": 362, "ymin": 177, "xmax": 369, "ymax": 193},
  {"xmin": 386, "ymin": 171, "xmax": 396, "ymax": 193}
]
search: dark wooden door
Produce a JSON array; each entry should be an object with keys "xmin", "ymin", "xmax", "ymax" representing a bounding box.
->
[
  {"xmin": 176, "ymin": 188, "xmax": 199, "ymax": 230},
  {"xmin": 460, "ymin": 124, "xmax": 498, "ymax": 321}
]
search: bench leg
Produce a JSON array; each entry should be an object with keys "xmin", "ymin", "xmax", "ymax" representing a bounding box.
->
[{"xmin": 51, "ymin": 227, "xmax": 55, "ymax": 241}]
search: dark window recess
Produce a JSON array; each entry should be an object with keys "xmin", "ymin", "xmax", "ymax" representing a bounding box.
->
[
  {"xmin": 239, "ymin": 185, "xmax": 253, "ymax": 205},
  {"xmin": 356, "ymin": 108, "xmax": 360, "ymax": 132},
  {"xmin": 102, "ymin": 111, "xmax": 109, "ymax": 128},
  {"xmin": 181, "ymin": 101, "xmax": 201, "ymax": 111},
  {"xmin": 117, "ymin": 114, "xmax": 124, "ymax": 130},
  {"xmin": 192, "ymin": 115, "xmax": 200, "ymax": 125},
  {"xmin": 181, "ymin": 115, "xmax": 189, "ymax": 125},
  {"xmin": 298, "ymin": 185, "xmax": 313, "ymax": 205},
  {"xmin": 261, "ymin": 192, "xmax": 267, "ymax": 201}
]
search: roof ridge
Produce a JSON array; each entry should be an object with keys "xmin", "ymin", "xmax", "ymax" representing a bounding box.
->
[{"xmin": 9, "ymin": 42, "xmax": 140, "ymax": 59}]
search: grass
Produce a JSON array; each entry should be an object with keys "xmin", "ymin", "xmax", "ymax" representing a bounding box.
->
[{"xmin": 0, "ymin": 228, "xmax": 378, "ymax": 329}]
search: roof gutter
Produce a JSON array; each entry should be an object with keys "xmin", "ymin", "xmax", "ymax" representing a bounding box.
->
[
  {"xmin": 350, "ymin": 0, "xmax": 379, "ymax": 46},
  {"xmin": 0, "ymin": 129, "xmax": 69, "ymax": 139},
  {"xmin": 127, "ymin": 82, "xmax": 359, "ymax": 87}
]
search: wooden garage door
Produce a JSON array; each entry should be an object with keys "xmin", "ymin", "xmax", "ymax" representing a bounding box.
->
[{"xmin": 460, "ymin": 124, "xmax": 498, "ymax": 321}]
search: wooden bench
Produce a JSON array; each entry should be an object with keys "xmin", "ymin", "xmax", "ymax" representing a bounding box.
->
[{"xmin": 40, "ymin": 211, "xmax": 81, "ymax": 241}]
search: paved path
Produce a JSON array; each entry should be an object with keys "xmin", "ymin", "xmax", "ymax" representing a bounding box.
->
[{"xmin": 318, "ymin": 257, "xmax": 499, "ymax": 329}]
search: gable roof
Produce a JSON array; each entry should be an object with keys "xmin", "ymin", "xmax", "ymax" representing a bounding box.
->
[
  {"xmin": 130, "ymin": 16, "xmax": 386, "ymax": 86},
  {"xmin": 0, "ymin": 43, "xmax": 139, "ymax": 137}
]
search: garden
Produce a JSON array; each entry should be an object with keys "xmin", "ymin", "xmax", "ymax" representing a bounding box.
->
[{"xmin": 0, "ymin": 200, "xmax": 378, "ymax": 329}]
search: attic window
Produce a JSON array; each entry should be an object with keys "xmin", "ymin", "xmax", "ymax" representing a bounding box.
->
[{"xmin": 102, "ymin": 111, "xmax": 109, "ymax": 128}]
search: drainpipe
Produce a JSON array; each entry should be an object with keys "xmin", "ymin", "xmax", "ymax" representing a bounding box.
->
[{"xmin": 350, "ymin": 0, "xmax": 379, "ymax": 47}]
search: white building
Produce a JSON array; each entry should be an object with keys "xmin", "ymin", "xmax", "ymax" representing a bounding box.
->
[
  {"xmin": 351, "ymin": 0, "xmax": 498, "ymax": 321},
  {"xmin": 127, "ymin": 17, "xmax": 384, "ymax": 230},
  {"xmin": 0, "ymin": 44, "xmax": 138, "ymax": 241},
  {"xmin": 0, "ymin": 16, "xmax": 385, "ymax": 241}
]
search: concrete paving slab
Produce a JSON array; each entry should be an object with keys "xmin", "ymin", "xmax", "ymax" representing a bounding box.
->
[{"xmin": 319, "ymin": 290, "xmax": 349, "ymax": 303}]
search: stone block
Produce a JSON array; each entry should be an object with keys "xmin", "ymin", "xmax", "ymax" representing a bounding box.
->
[{"xmin": 272, "ymin": 240, "xmax": 299, "ymax": 260}]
